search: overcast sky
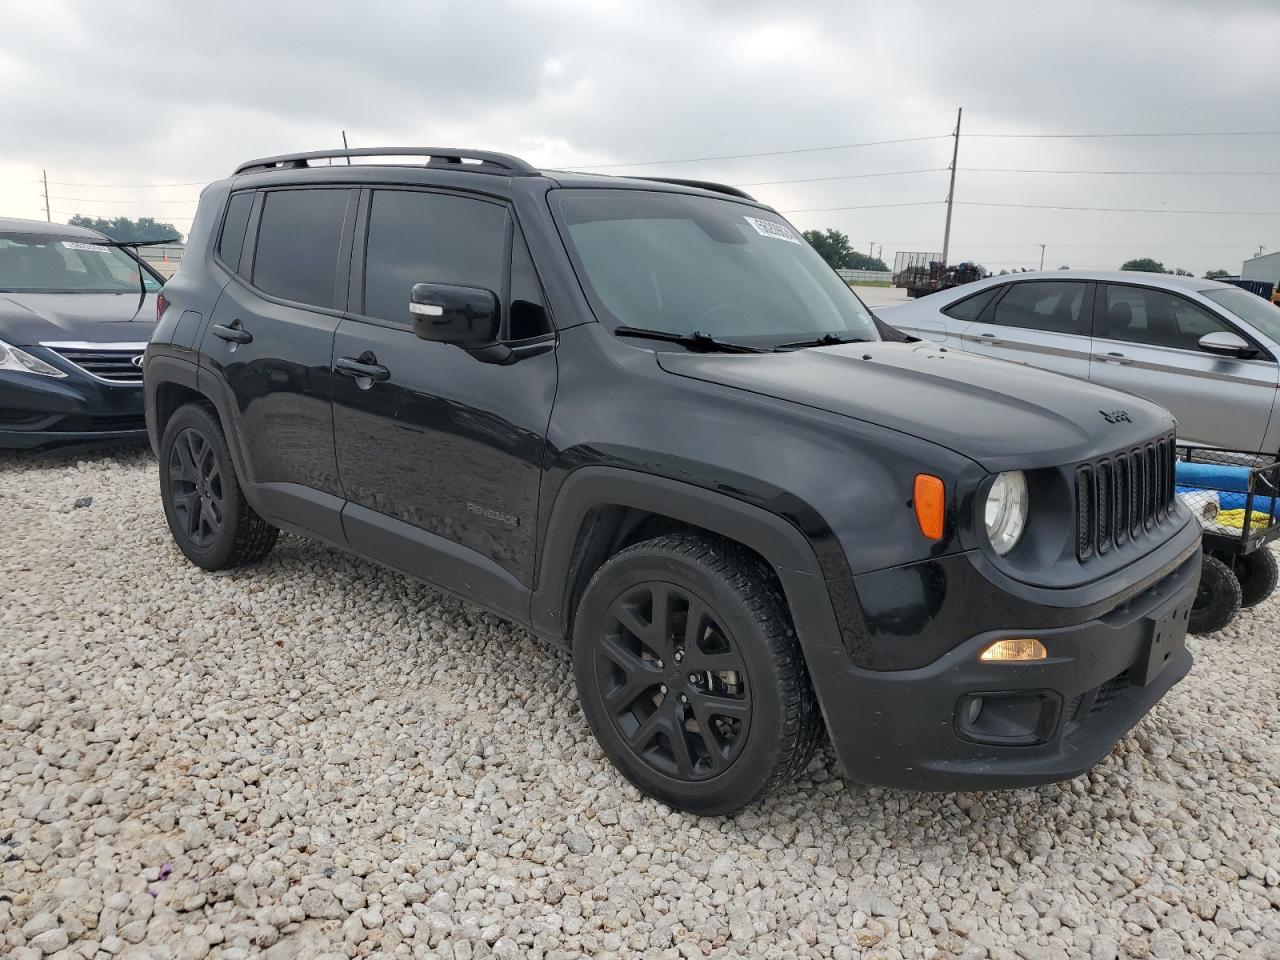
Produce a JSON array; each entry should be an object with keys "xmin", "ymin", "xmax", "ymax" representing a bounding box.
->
[{"xmin": 2, "ymin": 0, "xmax": 1278, "ymax": 274}]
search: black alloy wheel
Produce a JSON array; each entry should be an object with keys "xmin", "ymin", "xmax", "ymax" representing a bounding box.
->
[
  {"xmin": 158, "ymin": 403, "xmax": 278, "ymax": 571},
  {"xmin": 167, "ymin": 427, "xmax": 224, "ymax": 547},
  {"xmin": 572, "ymin": 533, "xmax": 820, "ymax": 815},
  {"xmin": 595, "ymin": 581, "xmax": 752, "ymax": 781}
]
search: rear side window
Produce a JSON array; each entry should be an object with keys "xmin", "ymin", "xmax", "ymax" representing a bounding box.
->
[
  {"xmin": 990, "ymin": 281, "xmax": 1086, "ymax": 335},
  {"xmin": 252, "ymin": 189, "xmax": 349, "ymax": 307},
  {"xmin": 1102, "ymin": 284, "xmax": 1233, "ymax": 350},
  {"xmin": 362, "ymin": 189, "xmax": 508, "ymax": 327},
  {"xmin": 942, "ymin": 286, "xmax": 998, "ymax": 321},
  {"xmin": 217, "ymin": 192, "xmax": 253, "ymax": 273}
]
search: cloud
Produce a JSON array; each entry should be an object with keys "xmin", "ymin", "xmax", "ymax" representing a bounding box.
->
[{"xmin": 0, "ymin": 0, "xmax": 1277, "ymax": 272}]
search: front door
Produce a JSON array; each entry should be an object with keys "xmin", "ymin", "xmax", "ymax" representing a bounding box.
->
[
  {"xmin": 201, "ymin": 187, "xmax": 355, "ymax": 520},
  {"xmin": 961, "ymin": 279, "xmax": 1093, "ymax": 380},
  {"xmin": 331, "ymin": 188, "xmax": 557, "ymax": 619},
  {"xmin": 1089, "ymin": 282, "xmax": 1277, "ymax": 451}
]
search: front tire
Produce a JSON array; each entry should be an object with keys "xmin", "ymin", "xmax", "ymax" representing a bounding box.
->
[
  {"xmin": 158, "ymin": 403, "xmax": 278, "ymax": 570},
  {"xmin": 1188, "ymin": 554, "xmax": 1241, "ymax": 635},
  {"xmin": 572, "ymin": 533, "xmax": 819, "ymax": 815}
]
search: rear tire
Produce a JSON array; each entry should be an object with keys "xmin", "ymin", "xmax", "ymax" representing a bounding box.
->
[
  {"xmin": 572, "ymin": 533, "xmax": 820, "ymax": 815},
  {"xmin": 1188, "ymin": 554, "xmax": 1241, "ymax": 635},
  {"xmin": 1229, "ymin": 548, "xmax": 1278, "ymax": 609},
  {"xmin": 158, "ymin": 403, "xmax": 278, "ymax": 570}
]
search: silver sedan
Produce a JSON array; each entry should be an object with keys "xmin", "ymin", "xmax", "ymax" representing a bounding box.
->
[{"xmin": 877, "ymin": 270, "xmax": 1280, "ymax": 454}]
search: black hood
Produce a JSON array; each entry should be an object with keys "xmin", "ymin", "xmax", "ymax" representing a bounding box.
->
[
  {"xmin": 658, "ymin": 340, "xmax": 1176, "ymax": 471},
  {"xmin": 0, "ymin": 291, "xmax": 158, "ymax": 346}
]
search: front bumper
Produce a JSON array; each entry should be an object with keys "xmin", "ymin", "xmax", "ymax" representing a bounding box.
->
[
  {"xmin": 0, "ymin": 367, "xmax": 147, "ymax": 449},
  {"xmin": 824, "ymin": 543, "xmax": 1200, "ymax": 791}
]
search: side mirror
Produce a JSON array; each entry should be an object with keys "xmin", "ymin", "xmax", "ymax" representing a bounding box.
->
[
  {"xmin": 1198, "ymin": 330, "xmax": 1255, "ymax": 359},
  {"xmin": 411, "ymin": 282, "xmax": 499, "ymax": 346}
]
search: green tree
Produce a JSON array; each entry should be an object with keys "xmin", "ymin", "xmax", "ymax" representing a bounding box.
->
[
  {"xmin": 800, "ymin": 228, "xmax": 887, "ymax": 272},
  {"xmin": 1204, "ymin": 269, "xmax": 1232, "ymax": 280},
  {"xmin": 67, "ymin": 215, "xmax": 182, "ymax": 243},
  {"xmin": 1119, "ymin": 258, "xmax": 1166, "ymax": 273},
  {"xmin": 1172, "ymin": 268, "xmax": 1194, "ymax": 277}
]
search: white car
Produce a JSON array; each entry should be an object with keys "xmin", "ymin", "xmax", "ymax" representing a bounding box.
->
[{"xmin": 877, "ymin": 270, "xmax": 1280, "ymax": 453}]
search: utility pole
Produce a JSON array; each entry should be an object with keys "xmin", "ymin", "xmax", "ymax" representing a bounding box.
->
[
  {"xmin": 1039, "ymin": 244, "xmax": 1046, "ymax": 271},
  {"xmin": 42, "ymin": 169, "xmax": 51, "ymax": 222},
  {"xmin": 941, "ymin": 107, "xmax": 961, "ymax": 266}
]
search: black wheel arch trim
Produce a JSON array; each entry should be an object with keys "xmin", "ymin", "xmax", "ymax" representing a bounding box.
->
[{"xmin": 531, "ymin": 466, "xmax": 857, "ymax": 753}]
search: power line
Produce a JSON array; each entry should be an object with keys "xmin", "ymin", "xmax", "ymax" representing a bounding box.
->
[
  {"xmin": 50, "ymin": 196, "xmax": 197, "ymax": 204},
  {"xmin": 964, "ymin": 167, "xmax": 1280, "ymax": 176},
  {"xmin": 967, "ymin": 130, "xmax": 1280, "ymax": 139},
  {"xmin": 737, "ymin": 167, "xmax": 947, "ymax": 187},
  {"xmin": 569, "ymin": 135, "xmax": 951, "ymax": 169},
  {"xmin": 957, "ymin": 200, "xmax": 1280, "ymax": 215},
  {"xmin": 47, "ymin": 179, "xmax": 210, "ymax": 188},
  {"xmin": 781, "ymin": 201, "xmax": 945, "ymax": 213}
]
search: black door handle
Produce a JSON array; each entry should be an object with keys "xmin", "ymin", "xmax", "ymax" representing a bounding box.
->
[
  {"xmin": 336, "ymin": 355, "xmax": 390, "ymax": 382},
  {"xmin": 211, "ymin": 322, "xmax": 252, "ymax": 345}
]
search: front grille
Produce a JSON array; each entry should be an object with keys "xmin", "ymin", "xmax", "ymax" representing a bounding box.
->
[
  {"xmin": 1066, "ymin": 669, "xmax": 1131, "ymax": 726},
  {"xmin": 1075, "ymin": 436, "xmax": 1176, "ymax": 561},
  {"xmin": 46, "ymin": 346, "xmax": 145, "ymax": 383}
]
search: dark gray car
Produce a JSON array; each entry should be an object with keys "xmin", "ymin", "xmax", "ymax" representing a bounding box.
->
[{"xmin": 879, "ymin": 270, "xmax": 1280, "ymax": 454}]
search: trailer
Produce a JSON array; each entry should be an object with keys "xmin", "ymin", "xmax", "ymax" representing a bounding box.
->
[{"xmin": 892, "ymin": 251, "xmax": 985, "ymax": 299}]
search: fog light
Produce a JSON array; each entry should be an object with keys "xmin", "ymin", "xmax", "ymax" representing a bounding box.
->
[
  {"xmin": 966, "ymin": 696, "xmax": 984, "ymax": 724},
  {"xmin": 979, "ymin": 638, "xmax": 1047, "ymax": 662}
]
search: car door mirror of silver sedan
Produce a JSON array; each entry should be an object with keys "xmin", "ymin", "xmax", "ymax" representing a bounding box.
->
[{"xmin": 1198, "ymin": 330, "xmax": 1256, "ymax": 359}]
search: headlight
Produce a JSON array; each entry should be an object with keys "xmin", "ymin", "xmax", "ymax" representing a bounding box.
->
[
  {"xmin": 0, "ymin": 338, "xmax": 66, "ymax": 378},
  {"xmin": 985, "ymin": 471, "xmax": 1028, "ymax": 555}
]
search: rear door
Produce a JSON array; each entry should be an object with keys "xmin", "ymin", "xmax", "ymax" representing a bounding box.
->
[
  {"xmin": 1089, "ymin": 282, "xmax": 1277, "ymax": 451},
  {"xmin": 201, "ymin": 186, "xmax": 355, "ymax": 537},
  {"xmin": 960, "ymin": 279, "xmax": 1093, "ymax": 380}
]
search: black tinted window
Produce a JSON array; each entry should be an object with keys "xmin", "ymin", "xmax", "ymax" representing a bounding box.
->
[
  {"xmin": 218, "ymin": 192, "xmax": 253, "ymax": 273},
  {"xmin": 253, "ymin": 189, "xmax": 349, "ymax": 307},
  {"xmin": 991, "ymin": 281, "xmax": 1086, "ymax": 334},
  {"xmin": 363, "ymin": 190, "xmax": 507, "ymax": 326},
  {"xmin": 509, "ymin": 225, "xmax": 551, "ymax": 340},
  {"xmin": 1102, "ymin": 285, "xmax": 1233, "ymax": 350},
  {"xmin": 942, "ymin": 286, "xmax": 997, "ymax": 321}
]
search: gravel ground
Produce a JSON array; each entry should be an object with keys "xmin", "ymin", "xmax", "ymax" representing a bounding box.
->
[{"xmin": 2, "ymin": 448, "xmax": 1278, "ymax": 960}]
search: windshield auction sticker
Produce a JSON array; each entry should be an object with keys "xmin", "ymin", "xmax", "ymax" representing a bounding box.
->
[{"xmin": 743, "ymin": 216, "xmax": 801, "ymax": 244}]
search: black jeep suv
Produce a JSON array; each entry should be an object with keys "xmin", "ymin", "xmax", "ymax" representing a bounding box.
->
[{"xmin": 145, "ymin": 148, "xmax": 1200, "ymax": 814}]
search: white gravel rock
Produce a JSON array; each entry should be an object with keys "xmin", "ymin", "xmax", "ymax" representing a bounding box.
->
[{"xmin": 2, "ymin": 448, "xmax": 1279, "ymax": 959}]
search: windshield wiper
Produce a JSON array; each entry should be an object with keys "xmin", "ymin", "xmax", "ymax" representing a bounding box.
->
[
  {"xmin": 613, "ymin": 325, "xmax": 767, "ymax": 354},
  {"xmin": 772, "ymin": 333, "xmax": 869, "ymax": 351}
]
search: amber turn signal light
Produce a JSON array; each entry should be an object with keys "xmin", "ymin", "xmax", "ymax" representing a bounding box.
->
[
  {"xmin": 913, "ymin": 474, "xmax": 945, "ymax": 540},
  {"xmin": 979, "ymin": 638, "xmax": 1048, "ymax": 662}
]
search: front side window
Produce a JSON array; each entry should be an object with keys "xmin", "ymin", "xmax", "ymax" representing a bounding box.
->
[
  {"xmin": 0, "ymin": 234, "xmax": 154, "ymax": 293},
  {"xmin": 1202, "ymin": 287, "xmax": 1280, "ymax": 344},
  {"xmin": 1102, "ymin": 284, "xmax": 1232, "ymax": 350},
  {"xmin": 552, "ymin": 190, "xmax": 880, "ymax": 347},
  {"xmin": 990, "ymin": 281, "xmax": 1086, "ymax": 334},
  {"xmin": 252, "ymin": 189, "xmax": 349, "ymax": 307},
  {"xmin": 942, "ymin": 286, "xmax": 999, "ymax": 321},
  {"xmin": 362, "ymin": 190, "xmax": 508, "ymax": 327}
]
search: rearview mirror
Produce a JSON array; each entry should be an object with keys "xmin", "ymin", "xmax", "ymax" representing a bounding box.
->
[{"xmin": 1198, "ymin": 330, "xmax": 1255, "ymax": 358}]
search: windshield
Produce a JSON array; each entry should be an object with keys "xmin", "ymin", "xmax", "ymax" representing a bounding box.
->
[
  {"xmin": 0, "ymin": 234, "xmax": 161, "ymax": 294},
  {"xmin": 553, "ymin": 190, "xmax": 880, "ymax": 347},
  {"xmin": 1202, "ymin": 287, "xmax": 1280, "ymax": 343}
]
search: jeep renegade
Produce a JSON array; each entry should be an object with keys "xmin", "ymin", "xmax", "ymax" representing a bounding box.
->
[{"xmin": 145, "ymin": 148, "xmax": 1201, "ymax": 814}]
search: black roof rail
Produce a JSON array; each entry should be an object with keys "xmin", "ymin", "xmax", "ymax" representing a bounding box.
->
[
  {"xmin": 233, "ymin": 147, "xmax": 539, "ymax": 177},
  {"xmin": 632, "ymin": 177, "xmax": 756, "ymax": 201}
]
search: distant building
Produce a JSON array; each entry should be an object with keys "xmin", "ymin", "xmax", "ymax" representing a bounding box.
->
[{"xmin": 1241, "ymin": 251, "xmax": 1280, "ymax": 286}]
